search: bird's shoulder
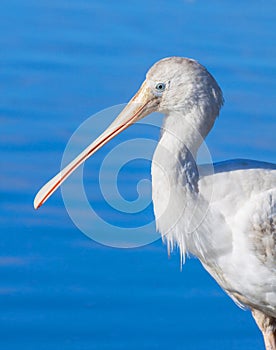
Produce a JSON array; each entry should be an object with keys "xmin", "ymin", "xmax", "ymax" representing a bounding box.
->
[
  {"xmin": 199, "ymin": 158, "xmax": 276, "ymax": 177},
  {"xmin": 198, "ymin": 159, "xmax": 276, "ymax": 205}
]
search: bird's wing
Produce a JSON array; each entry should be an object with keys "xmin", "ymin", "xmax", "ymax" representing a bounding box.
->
[
  {"xmin": 243, "ymin": 188, "xmax": 276, "ymax": 269},
  {"xmin": 198, "ymin": 159, "xmax": 276, "ymax": 316},
  {"xmin": 226, "ymin": 187, "xmax": 276, "ymax": 317}
]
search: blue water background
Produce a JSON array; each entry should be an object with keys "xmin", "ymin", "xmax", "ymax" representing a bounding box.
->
[{"xmin": 1, "ymin": 1, "xmax": 276, "ymax": 349}]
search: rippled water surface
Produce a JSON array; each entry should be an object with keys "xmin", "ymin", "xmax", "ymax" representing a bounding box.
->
[{"xmin": 1, "ymin": 1, "xmax": 276, "ymax": 349}]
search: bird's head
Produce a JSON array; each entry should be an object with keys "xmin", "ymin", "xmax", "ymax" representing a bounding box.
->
[
  {"xmin": 132, "ymin": 56, "xmax": 223, "ymax": 117},
  {"xmin": 34, "ymin": 57, "xmax": 223, "ymax": 209}
]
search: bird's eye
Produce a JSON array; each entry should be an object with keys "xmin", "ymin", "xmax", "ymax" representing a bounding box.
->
[{"xmin": 155, "ymin": 82, "xmax": 166, "ymax": 92}]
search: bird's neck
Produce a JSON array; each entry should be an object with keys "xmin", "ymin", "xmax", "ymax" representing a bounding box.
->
[
  {"xmin": 153, "ymin": 109, "xmax": 214, "ymax": 189},
  {"xmin": 161, "ymin": 109, "xmax": 215, "ymax": 157},
  {"xmin": 151, "ymin": 109, "xmax": 215, "ymax": 260}
]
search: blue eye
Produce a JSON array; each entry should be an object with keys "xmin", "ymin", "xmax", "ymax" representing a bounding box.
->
[{"xmin": 155, "ymin": 82, "xmax": 166, "ymax": 91}]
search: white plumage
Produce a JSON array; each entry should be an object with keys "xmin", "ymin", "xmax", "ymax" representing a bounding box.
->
[{"xmin": 34, "ymin": 57, "xmax": 276, "ymax": 349}]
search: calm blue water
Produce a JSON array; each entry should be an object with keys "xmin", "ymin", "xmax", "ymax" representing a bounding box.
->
[{"xmin": 1, "ymin": 1, "xmax": 276, "ymax": 349}]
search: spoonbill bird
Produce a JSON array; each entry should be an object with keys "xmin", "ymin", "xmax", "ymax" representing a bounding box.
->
[{"xmin": 34, "ymin": 57, "xmax": 276, "ymax": 349}]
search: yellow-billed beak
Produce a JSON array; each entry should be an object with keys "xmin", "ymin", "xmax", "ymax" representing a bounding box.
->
[{"xmin": 34, "ymin": 81, "xmax": 157, "ymax": 209}]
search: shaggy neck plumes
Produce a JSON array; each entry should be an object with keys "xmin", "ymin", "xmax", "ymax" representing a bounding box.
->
[{"xmin": 151, "ymin": 102, "xmax": 220, "ymax": 261}]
